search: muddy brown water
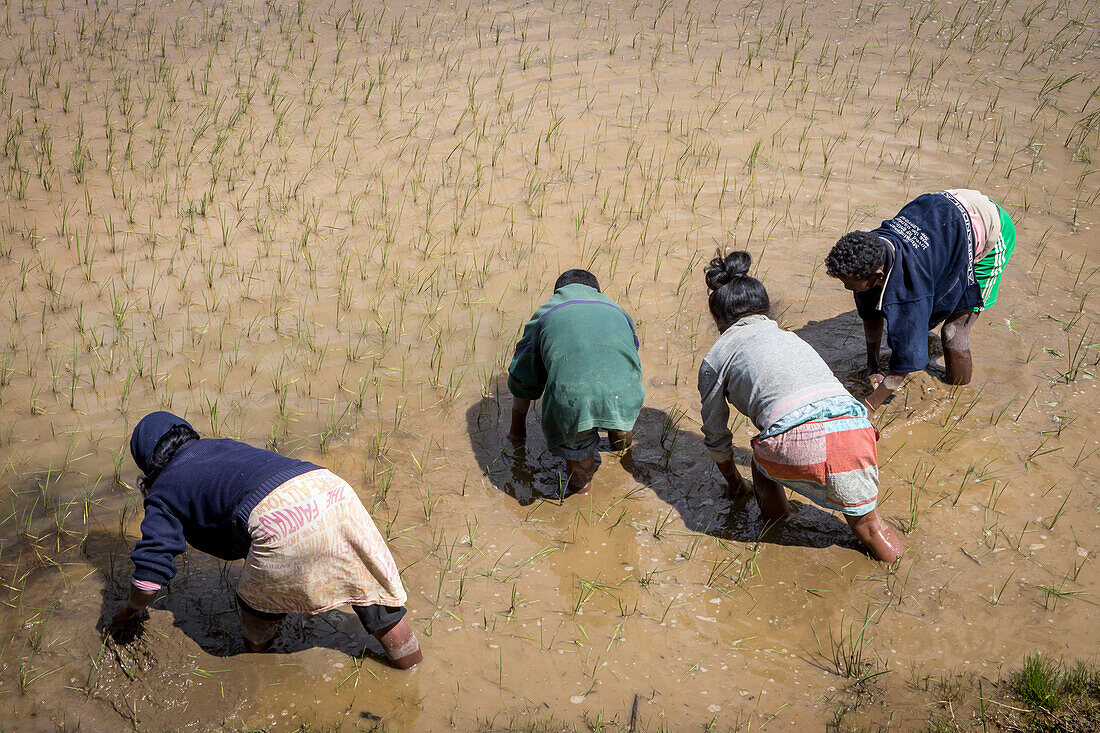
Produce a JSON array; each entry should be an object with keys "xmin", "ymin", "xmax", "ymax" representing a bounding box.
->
[{"xmin": 0, "ymin": 0, "xmax": 1097, "ymax": 730}]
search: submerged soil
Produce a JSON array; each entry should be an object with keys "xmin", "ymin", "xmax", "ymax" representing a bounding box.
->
[{"xmin": 0, "ymin": 0, "xmax": 1097, "ymax": 730}]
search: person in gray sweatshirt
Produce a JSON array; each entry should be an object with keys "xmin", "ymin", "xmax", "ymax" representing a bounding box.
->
[{"xmin": 698, "ymin": 252, "xmax": 904, "ymax": 562}]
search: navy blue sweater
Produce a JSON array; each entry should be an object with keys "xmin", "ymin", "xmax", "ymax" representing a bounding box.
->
[
  {"xmin": 131, "ymin": 439, "xmax": 320, "ymax": 585},
  {"xmin": 854, "ymin": 191, "xmax": 982, "ymax": 373}
]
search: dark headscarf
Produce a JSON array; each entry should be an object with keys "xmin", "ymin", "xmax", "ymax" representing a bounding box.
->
[{"xmin": 130, "ymin": 411, "xmax": 195, "ymax": 476}]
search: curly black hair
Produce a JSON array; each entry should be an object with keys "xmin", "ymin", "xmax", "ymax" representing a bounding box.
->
[
  {"xmin": 825, "ymin": 231, "xmax": 886, "ymax": 280},
  {"xmin": 139, "ymin": 424, "xmax": 200, "ymax": 495}
]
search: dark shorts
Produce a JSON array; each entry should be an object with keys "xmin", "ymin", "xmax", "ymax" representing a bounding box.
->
[
  {"xmin": 236, "ymin": 593, "xmax": 405, "ymax": 635},
  {"xmin": 549, "ymin": 428, "xmax": 601, "ymax": 460}
]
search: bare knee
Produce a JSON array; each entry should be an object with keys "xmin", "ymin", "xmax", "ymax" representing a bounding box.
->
[
  {"xmin": 941, "ymin": 312, "xmax": 977, "ymax": 350},
  {"xmin": 941, "ymin": 312, "xmax": 978, "ymax": 385},
  {"xmin": 750, "ymin": 462, "xmax": 791, "ymax": 521}
]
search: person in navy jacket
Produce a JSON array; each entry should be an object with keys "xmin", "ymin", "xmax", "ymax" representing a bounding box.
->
[
  {"xmin": 825, "ymin": 189, "xmax": 1015, "ymax": 411},
  {"xmin": 112, "ymin": 411, "xmax": 423, "ymax": 668}
]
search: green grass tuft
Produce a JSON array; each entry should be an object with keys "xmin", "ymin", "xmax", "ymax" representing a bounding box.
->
[{"xmin": 1012, "ymin": 653, "xmax": 1064, "ymax": 710}]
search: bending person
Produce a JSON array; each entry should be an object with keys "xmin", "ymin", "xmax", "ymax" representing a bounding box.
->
[
  {"xmin": 698, "ymin": 252, "xmax": 904, "ymax": 562},
  {"xmin": 112, "ymin": 411, "xmax": 423, "ymax": 668},
  {"xmin": 508, "ymin": 269, "xmax": 644, "ymax": 494},
  {"xmin": 825, "ymin": 189, "xmax": 1015, "ymax": 410}
]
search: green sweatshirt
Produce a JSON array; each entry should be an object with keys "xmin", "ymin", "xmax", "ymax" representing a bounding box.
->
[{"xmin": 508, "ymin": 283, "xmax": 644, "ymax": 450}]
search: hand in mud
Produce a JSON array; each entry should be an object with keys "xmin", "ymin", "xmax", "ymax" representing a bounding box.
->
[
  {"xmin": 111, "ymin": 601, "xmax": 144, "ymax": 627},
  {"xmin": 106, "ymin": 606, "xmax": 147, "ymax": 647}
]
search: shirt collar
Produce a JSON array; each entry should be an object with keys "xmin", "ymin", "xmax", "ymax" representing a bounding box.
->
[
  {"xmin": 875, "ymin": 237, "xmax": 896, "ymax": 311},
  {"xmin": 732, "ymin": 314, "xmax": 769, "ymax": 328}
]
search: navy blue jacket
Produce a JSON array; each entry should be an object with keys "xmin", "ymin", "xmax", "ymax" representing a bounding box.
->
[
  {"xmin": 131, "ymin": 439, "xmax": 320, "ymax": 585},
  {"xmin": 854, "ymin": 192, "xmax": 981, "ymax": 373}
]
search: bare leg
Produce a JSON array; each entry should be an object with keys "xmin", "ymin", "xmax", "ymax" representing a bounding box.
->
[
  {"xmin": 372, "ymin": 618, "xmax": 423, "ymax": 669},
  {"xmin": 750, "ymin": 462, "xmax": 791, "ymax": 521},
  {"xmin": 845, "ymin": 510, "xmax": 906, "ymax": 563},
  {"xmin": 607, "ymin": 429, "xmax": 633, "ymax": 451},
  {"xmin": 941, "ymin": 311, "xmax": 979, "ymax": 385},
  {"xmin": 715, "ymin": 459, "xmax": 751, "ymax": 496},
  {"xmin": 565, "ymin": 454, "xmax": 597, "ymax": 494},
  {"xmin": 239, "ymin": 606, "xmax": 279, "ymax": 653}
]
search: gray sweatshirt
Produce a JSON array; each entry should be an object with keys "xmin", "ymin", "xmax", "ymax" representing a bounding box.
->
[{"xmin": 698, "ymin": 315, "xmax": 851, "ymax": 463}]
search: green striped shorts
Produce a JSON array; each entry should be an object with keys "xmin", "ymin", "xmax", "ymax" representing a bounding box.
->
[{"xmin": 972, "ymin": 205, "xmax": 1015, "ymax": 311}]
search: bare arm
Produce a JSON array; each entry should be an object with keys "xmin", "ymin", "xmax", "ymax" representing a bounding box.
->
[
  {"xmin": 699, "ymin": 363, "xmax": 749, "ymax": 495},
  {"xmin": 863, "ymin": 315, "xmax": 885, "ymax": 377},
  {"xmin": 112, "ymin": 584, "xmax": 159, "ymax": 625}
]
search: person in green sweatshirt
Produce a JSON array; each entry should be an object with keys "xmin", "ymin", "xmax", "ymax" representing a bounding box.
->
[{"xmin": 507, "ymin": 269, "xmax": 645, "ymax": 495}]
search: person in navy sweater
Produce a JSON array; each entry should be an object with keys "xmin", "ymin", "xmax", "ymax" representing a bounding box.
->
[
  {"xmin": 112, "ymin": 411, "xmax": 423, "ymax": 668},
  {"xmin": 825, "ymin": 189, "xmax": 1015, "ymax": 410}
]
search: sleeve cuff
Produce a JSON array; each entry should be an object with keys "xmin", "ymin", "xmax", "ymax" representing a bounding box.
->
[
  {"xmin": 507, "ymin": 376, "xmax": 543, "ymax": 400},
  {"xmin": 132, "ymin": 578, "xmax": 162, "ymax": 592},
  {"xmin": 886, "ymin": 359, "xmax": 920, "ymax": 374},
  {"xmin": 131, "ymin": 566, "xmax": 172, "ymax": 586}
]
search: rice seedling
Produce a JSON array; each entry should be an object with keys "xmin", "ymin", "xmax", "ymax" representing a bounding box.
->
[
  {"xmin": 0, "ymin": 0, "xmax": 1095, "ymax": 727},
  {"xmin": 1036, "ymin": 579, "xmax": 1085, "ymax": 612},
  {"xmin": 814, "ymin": 604, "xmax": 883, "ymax": 683},
  {"xmin": 988, "ymin": 570, "xmax": 1016, "ymax": 606},
  {"xmin": 705, "ymin": 551, "xmax": 740, "ymax": 590}
]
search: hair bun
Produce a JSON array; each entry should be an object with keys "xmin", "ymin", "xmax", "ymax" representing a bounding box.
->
[{"xmin": 704, "ymin": 251, "xmax": 752, "ymax": 291}]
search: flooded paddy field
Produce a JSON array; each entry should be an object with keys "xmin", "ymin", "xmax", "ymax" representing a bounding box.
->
[{"xmin": 0, "ymin": 0, "xmax": 1097, "ymax": 730}]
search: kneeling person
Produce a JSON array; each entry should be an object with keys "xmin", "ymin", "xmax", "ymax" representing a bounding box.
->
[{"xmin": 508, "ymin": 269, "xmax": 644, "ymax": 494}]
